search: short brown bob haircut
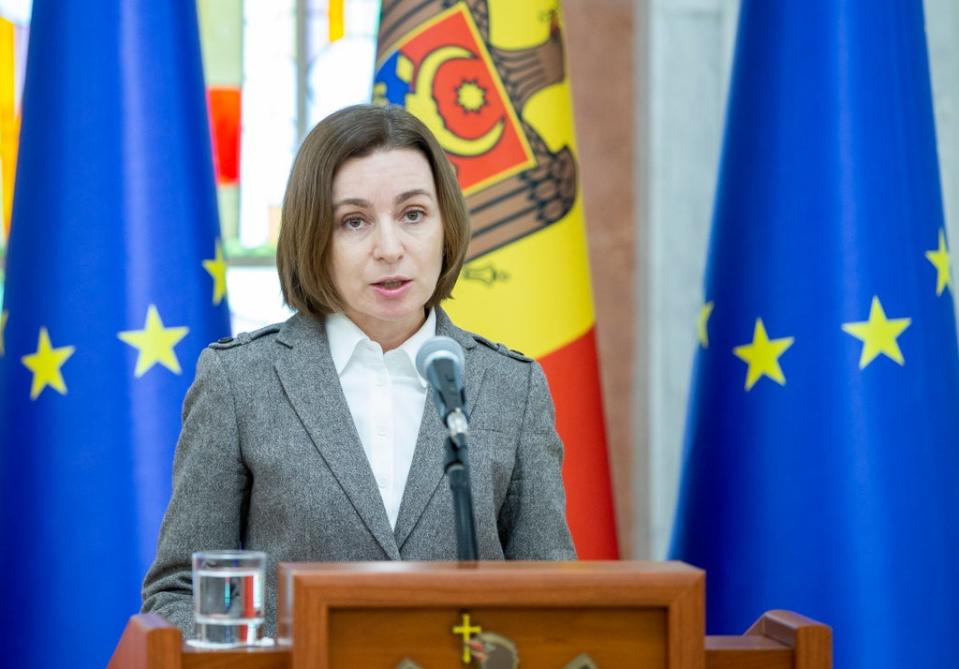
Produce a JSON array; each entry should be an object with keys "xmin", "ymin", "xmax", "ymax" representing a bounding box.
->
[{"xmin": 276, "ymin": 103, "xmax": 471, "ymax": 318}]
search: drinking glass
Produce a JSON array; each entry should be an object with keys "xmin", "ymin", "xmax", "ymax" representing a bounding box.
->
[{"xmin": 190, "ymin": 550, "xmax": 266, "ymax": 647}]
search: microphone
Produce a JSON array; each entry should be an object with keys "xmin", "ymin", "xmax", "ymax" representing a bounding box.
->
[
  {"xmin": 415, "ymin": 336, "xmax": 468, "ymax": 437},
  {"xmin": 417, "ymin": 336, "xmax": 477, "ymax": 559}
]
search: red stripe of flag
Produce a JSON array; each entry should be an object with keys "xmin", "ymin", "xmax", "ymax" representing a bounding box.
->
[{"xmin": 539, "ymin": 326, "xmax": 619, "ymax": 559}]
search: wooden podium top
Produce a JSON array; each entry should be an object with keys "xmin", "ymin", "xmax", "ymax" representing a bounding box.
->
[{"xmin": 280, "ymin": 559, "xmax": 702, "ymax": 606}]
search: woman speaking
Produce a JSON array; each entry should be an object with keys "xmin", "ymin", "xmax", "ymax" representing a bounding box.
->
[{"xmin": 141, "ymin": 104, "xmax": 575, "ymax": 636}]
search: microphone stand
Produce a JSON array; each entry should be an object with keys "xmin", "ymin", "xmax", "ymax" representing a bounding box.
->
[{"xmin": 443, "ymin": 412, "xmax": 478, "ymax": 560}]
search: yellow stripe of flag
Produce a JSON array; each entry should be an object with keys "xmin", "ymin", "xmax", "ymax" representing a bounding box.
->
[
  {"xmin": 0, "ymin": 18, "xmax": 17, "ymax": 241},
  {"xmin": 329, "ymin": 0, "xmax": 345, "ymax": 43}
]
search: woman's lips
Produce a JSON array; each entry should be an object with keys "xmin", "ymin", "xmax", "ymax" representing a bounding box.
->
[{"xmin": 371, "ymin": 278, "xmax": 412, "ymax": 297}]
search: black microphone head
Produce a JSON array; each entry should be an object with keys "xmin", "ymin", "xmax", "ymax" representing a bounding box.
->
[{"xmin": 415, "ymin": 336, "xmax": 465, "ymax": 379}]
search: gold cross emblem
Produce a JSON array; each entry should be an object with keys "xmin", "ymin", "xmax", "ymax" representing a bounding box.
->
[{"xmin": 451, "ymin": 612, "xmax": 483, "ymax": 663}]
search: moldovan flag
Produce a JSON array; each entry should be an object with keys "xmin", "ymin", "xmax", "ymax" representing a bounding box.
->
[
  {"xmin": 0, "ymin": 0, "xmax": 231, "ymax": 666},
  {"xmin": 375, "ymin": 0, "xmax": 618, "ymax": 558}
]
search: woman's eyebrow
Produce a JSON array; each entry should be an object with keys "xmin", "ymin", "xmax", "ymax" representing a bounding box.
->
[
  {"xmin": 395, "ymin": 189, "xmax": 433, "ymax": 204},
  {"xmin": 333, "ymin": 197, "xmax": 371, "ymax": 209}
]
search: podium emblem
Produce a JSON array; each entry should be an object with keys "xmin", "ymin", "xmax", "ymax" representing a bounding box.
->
[
  {"xmin": 394, "ymin": 611, "xmax": 600, "ymax": 668},
  {"xmin": 451, "ymin": 611, "xmax": 519, "ymax": 668}
]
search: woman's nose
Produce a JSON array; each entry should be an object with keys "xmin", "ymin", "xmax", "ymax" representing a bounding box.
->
[{"xmin": 372, "ymin": 219, "xmax": 403, "ymax": 261}]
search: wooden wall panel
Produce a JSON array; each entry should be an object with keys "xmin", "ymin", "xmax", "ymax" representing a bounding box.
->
[{"xmin": 564, "ymin": 0, "xmax": 639, "ymax": 555}]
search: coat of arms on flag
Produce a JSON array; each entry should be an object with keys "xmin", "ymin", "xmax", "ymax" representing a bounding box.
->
[{"xmin": 375, "ymin": 1, "xmax": 576, "ymax": 261}]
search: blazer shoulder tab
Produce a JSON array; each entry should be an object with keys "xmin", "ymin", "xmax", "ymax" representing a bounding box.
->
[
  {"xmin": 472, "ymin": 334, "xmax": 533, "ymax": 363},
  {"xmin": 209, "ymin": 323, "xmax": 282, "ymax": 350}
]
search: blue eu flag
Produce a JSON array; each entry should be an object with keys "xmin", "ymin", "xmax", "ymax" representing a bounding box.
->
[
  {"xmin": 0, "ymin": 1, "xmax": 230, "ymax": 666},
  {"xmin": 670, "ymin": 2, "xmax": 959, "ymax": 667}
]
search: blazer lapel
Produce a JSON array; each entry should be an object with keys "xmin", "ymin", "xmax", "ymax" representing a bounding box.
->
[
  {"xmin": 273, "ymin": 314, "xmax": 401, "ymax": 560},
  {"xmin": 393, "ymin": 308, "xmax": 488, "ymax": 550}
]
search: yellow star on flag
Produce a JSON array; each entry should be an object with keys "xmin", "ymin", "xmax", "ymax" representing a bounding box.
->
[
  {"xmin": 0, "ymin": 309, "xmax": 8, "ymax": 357},
  {"xmin": 202, "ymin": 239, "xmax": 228, "ymax": 305},
  {"xmin": 925, "ymin": 229, "xmax": 952, "ymax": 296},
  {"xmin": 842, "ymin": 296, "xmax": 911, "ymax": 369},
  {"xmin": 21, "ymin": 327, "xmax": 76, "ymax": 400},
  {"xmin": 733, "ymin": 318, "xmax": 795, "ymax": 391},
  {"xmin": 118, "ymin": 305, "xmax": 189, "ymax": 377},
  {"xmin": 697, "ymin": 301, "xmax": 715, "ymax": 347}
]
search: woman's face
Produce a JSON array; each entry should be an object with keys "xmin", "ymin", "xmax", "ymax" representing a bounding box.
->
[{"xmin": 329, "ymin": 148, "xmax": 445, "ymax": 344}]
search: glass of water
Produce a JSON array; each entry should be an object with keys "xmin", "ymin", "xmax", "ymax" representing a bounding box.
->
[{"xmin": 191, "ymin": 550, "xmax": 266, "ymax": 647}]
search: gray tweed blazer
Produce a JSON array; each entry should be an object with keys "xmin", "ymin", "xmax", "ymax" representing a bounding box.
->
[{"xmin": 141, "ymin": 308, "xmax": 575, "ymax": 636}]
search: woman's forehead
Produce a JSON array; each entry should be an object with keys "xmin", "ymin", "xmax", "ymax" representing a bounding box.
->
[{"xmin": 333, "ymin": 148, "xmax": 436, "ymax": 200}]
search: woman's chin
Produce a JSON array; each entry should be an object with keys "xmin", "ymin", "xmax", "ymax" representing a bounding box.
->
[{"xmin": 354, "ymin": 301, "xmax": 426, "ymax": 331}]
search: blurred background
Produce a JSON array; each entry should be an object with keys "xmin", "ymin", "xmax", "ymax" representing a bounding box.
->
[{"xmin": 2, "ymin": 0, "xmax": 959, "ymax": 564}]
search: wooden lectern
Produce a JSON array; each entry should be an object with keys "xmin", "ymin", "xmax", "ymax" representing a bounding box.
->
[{"xmin": 110, "ymin": 561, "xmax": 832, "ymax": 669}]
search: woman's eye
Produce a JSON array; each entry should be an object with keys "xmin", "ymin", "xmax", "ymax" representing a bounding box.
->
[
  {"xmin": 342, "ymin": 217, "xmax": 365, "ymax": 230},
  {"xmin": 404, "ymin": 209, "xmax": 424, "ymax": 223}
]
